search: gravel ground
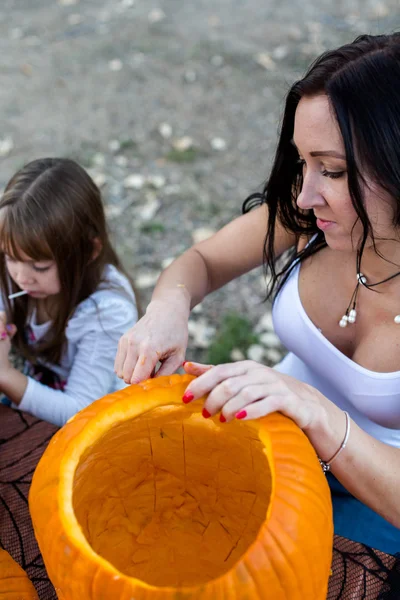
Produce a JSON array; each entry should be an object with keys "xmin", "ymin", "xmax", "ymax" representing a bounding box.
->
[{"xmin": 1, "ymin": 0, "xmax": 399, "ymax": 363}]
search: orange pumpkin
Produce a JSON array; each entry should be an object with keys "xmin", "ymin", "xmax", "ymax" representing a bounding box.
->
[
  {"xmin": 0, "ymin": 548, "xmax": 39, "ymax": 599},
  {"xmin": 29, "ymin": 374, "xmax": 333, "ymax": 599}
]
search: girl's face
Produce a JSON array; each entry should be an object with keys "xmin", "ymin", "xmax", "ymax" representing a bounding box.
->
[
  {"xmin": 4, "ymin": 248, "xmax": 61, "ymax": 299},
  {"xmin": 293, "ymin": 94, "xmax": 396, "ymax": 252}
]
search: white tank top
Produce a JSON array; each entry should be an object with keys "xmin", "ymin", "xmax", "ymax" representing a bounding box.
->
[{"xmin": 272, "ymin": 260, "xmax": 400, "ymax": 448}]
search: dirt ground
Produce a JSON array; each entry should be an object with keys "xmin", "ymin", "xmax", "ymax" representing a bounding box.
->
[{"xmin": 1, "ymin": 0, "xmax": 399, "ymax": 360}]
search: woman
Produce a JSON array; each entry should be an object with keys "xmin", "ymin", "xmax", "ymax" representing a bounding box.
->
[{"xmin": 115, "ymin": 33, "xmax": 400, "ymax": 554}]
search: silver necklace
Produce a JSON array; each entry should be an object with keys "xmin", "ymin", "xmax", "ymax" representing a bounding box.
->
[{"xmin": 338, "ymin": 255, "xmax": 400, "ymax": 328}]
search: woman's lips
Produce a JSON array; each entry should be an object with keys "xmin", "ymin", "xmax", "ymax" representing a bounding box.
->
[{"xmin": 316, "ymin": 217, "xmax": 336, "ymax": 231}]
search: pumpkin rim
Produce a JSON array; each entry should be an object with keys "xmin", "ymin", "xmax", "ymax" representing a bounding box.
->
[{"xmin": 57, "ymin": 375, "xmax": 278, "ymax": 593}]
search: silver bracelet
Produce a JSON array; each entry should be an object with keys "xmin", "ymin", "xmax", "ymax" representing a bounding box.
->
[{"xmin": 319, "ymin": 411, "xmax": 350, "ymax": 474}]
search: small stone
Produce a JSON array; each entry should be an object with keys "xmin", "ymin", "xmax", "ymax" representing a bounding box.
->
[
  {"xmin": 272, "ymin": 45, "xmax": 288, "ymax": 60},
  {"xmin": 124, "ymin": 174, "xmax": 145, "ymax": 189},
  {"xmin": 188, "ymin": 319, "xmax": 215, "ymax": 349},
  {"xmin": 92, "ymin": 173, "xmax": 107, "ymax": 188},
  {"xmin": 115, "ymin": 155, "xmax": 128, "ymax": 168},
  {"xmin": 104, "ymin": 204, "xmax": 123, "ymax": 219},
  {"xmin": 147, "ymin": 174, "xmax": 166, "ymax": 189},
  {"xmin": 192, "ymin": 227, "xmax": 216, "ymax": 244},
  {"xmin": 109, "ymin": 59, "xmax": 123, "ymax": 71},
  {"xmin": 286, "ymin": 25, "xmax": 302, "ymax": 41},
  {"xmin": 192, "ymin": 303, "xmax": 203, "ymax": 314},
  {"xmin": 0, "ymin": 137, "xmax": 13, "ymax": 157},
  {"xmin": 265, "ymin": 348, "xmax": 283, "ymax": 364},
  {"xmin": 92, "ymin": 153, "xmax": 105, "ymax": 167},
  {"xmin": 148, "ymin": 9, "xmax": 166, "ymax": 24},
  {"xmin": 184, "ymin": 70, "xmax": 197, "ymax": 83},
  {"xmin": 108, "ymin": 139, "xmax": 121, "ymax": 153},
  {"xmin": 255, "ymin": 52, "xmax": 276, "ymax": 71},
  {"xmin": 231, "ymin": 348, "xmax": 245, "ymax": 362},
  {"xmin": 158, "ymin": 122, "xmax": 172, "ymax": 139},
  {"xmin": 136, "ymin": 271, "xmax": 160, "ymax": 289},
  {"xmin": 161, "ymin": 256, "xmax": 175, "ymax": 269},
  {"xmin": 68, "ymin": 13, "xmax": 82, "ymax": 25},
  {"xmin": 255, "ymin": 312, "xmax": 274, "ymax": 333},
  {"xmin": 210, "ymin": 137, "xmax": 227, "ymax": 151},
  {"xmin": 211, "ymin": 55, "xmax": 224, "ymax": 67},
  {"xmin": 136, "ymin": 197, "xmax": 161, "ymax": 221},
  {"xmin": 247, "ymin": 344, "xmax": 265, "ymax": 363},
  {"xmin": 394, "ymin": 315, "xmax": 400, "ymax": 324},
  {"xmin": 172, "ymin": 136, "xmax": 193, "ymax": 152},
  {"xmin": 58, "ymin": 0, "xmax": 79, "ymax": 5},
  {"xmin": 10, "ymin": 27, "xmax": 23, "ymax": 40},
  {"xmin": 259, "ymin": 331, "xmax": 281, "ymax": 348},
  {"xmin": 164, "ymin": 184, "xmax": 181, "ymax": 195},
  {"xmin": 121, "ymin": 0, "xmax": 135, "ymax": 6}
]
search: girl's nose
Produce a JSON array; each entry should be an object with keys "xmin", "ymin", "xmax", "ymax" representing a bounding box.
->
[{"xmin": 14, "ymin": 265, "xmax": 35, "ymax": 287}]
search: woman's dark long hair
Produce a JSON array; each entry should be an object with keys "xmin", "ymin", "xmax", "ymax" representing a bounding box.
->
[
  {"xmin": 243, "ymin": 33, "xmax": 400, "ymax": 299},
  {"xmin": 0, "ymin": 158, "xmax": 138, "ymax": 365}
]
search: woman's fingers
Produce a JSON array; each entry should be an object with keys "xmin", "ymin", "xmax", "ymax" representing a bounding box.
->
[{"xmin": 182, "ymin": 361, "xmax": 213, "ymax": 376}]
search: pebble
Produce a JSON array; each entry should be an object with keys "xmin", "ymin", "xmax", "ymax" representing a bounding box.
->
[
  {"xmin": 121, "ymin": 0, "xmax": 135, "ymax": 6},
  {"xmin": 0, "ymin": 137, "xmax": 13, "ymax": 157},
  {"xmin": 68, "ymin": 13, "xmax": 83, "ymax": 25},
  {"xmin": 115, "ymin": 155, "xmax": 128, "ymax": 168},
  {"xmin": 247, "ymin": 344, "xmax": 265, "ymax": 362},
  {"xmin": 148, "ymin": 9, "xmax": 166, "ymax": 24},
  {"xmin": 158, "ymin": 122, "xmax": 173, "ymax": 139},
  {"xmin": 108, "ymin": 139, "xmax": 121, "ymax": 153},
  {"xmin": 188, "ymin": 319, "xmax": 215, "ymax": 349},
  {"xmin": 161, "ymin": 256, "xmax": 175, "ymax": 269},
  {"xmin": 259, "ymin": 331, "xmax": 281, "ymax": 348},
  {"xmin": 184, "ymin": 70, "xmax": 197, "ymax": 83},
  {"xmin": 272, "ymin": 45, "xmax": 289, "ymax": 60},
  {"xmin": 172, "ymin": 136, "xmax": 193, "ymax": 152},
  {"xmin": 191, "ymin": 227, "xmax": 216, "ymax": 244},
  {"xmin": 265, "ymin": 348, "xmax": 284, "ymax": 364},
  {"xmin": 92, "ymin": 173, "xmax": 107, "ymax": 188},
  {"xmin": 230, "ymin": 348, "xmax": 245, "ymax": 362},
  {"xmin": 10, "ymin": 28, "xmax": 23, "ymax": 40},
  {"xmin": 192, "ymin": 303, "xmax": 203, "ymax": 314},
  {"xmin": 147, "ymin": 174, "xmax": 166, "ymax": 189},
  {"xmin": 136, "ymin": 196, "xmax": 161, "ymax": 221},
  {"xmin": 104, "ymin": 204, "xmax": 123, "ymax": 219},
  {"xmin": 136, "ymin": 271, "xmax": 160, "ymax": 289},
  {"xmin": 92, "ymin": 152, "xmax": 105, "ymax": 167},
  {"xmin": 124, "ymin": 174, "xmax": 145, "ymax": 189},
  {"xmin": 211, "ymin": 55, "xmax": 224, "ymax": 67},
  {"xmin": 59, "ymin": 0, "xmax": 79, "ymax": 5},
  {"xmin": 210, "ymin": 137, "xmax": 227, "ymax": 151},
  {"xmin": 109, "ymin": 59, "xmax": 123, "ymax": 71},
  {"xmin": 255, "ymin": 312, "xmax": 274, "ymax": 333},
  {"xmin": 255, "ymin": 52, "xmax": 276, "ymax": 71}
]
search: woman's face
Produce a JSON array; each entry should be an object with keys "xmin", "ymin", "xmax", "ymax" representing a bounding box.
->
[{"xmin": 293, "ymin": 94, "xmax": 396, "ymax": 252}]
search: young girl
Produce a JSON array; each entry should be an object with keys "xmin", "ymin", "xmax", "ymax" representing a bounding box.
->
[
  {"xmin": 0, "ymin": 157, "xmax": 138, "ymax": 427},
  {"xmin": 115, "ymin": 33, "xmax": 400, "ymax": 555}
]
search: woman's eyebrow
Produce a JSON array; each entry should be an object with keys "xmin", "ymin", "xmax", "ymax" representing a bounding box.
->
[{"xmin": 290, "ymin": 140, "xmax": 345, "ymax": 160}]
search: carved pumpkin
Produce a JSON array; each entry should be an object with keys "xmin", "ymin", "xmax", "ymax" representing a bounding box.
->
[
  {"xmin": 29, "ymin": 374, "xmax": 333, "ymax": 599},
  {"xmin": 0, "ymin": 548, "xmax": 39, "ymax": 599}
]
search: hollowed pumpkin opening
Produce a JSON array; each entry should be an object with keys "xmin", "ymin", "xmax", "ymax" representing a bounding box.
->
[{"xmin": 73, "ymin": 403, "xmax": 272, "ymax": 588}]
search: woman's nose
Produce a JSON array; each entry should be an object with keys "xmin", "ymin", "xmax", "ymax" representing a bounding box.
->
[
  {"xmin": 14, "ymin": 264, "xmax": 35, "ymax": 286},
  {"xmin": 296, "ymin": 172, "xmax": 326, "ymax": 210}
]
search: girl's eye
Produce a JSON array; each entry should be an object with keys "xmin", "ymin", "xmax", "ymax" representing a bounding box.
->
[
  {"xmin": 33, "ymin": 265, "xmax": 51, "ymax": 273},
  {"xmin": 321, "ymin": 169, "xmax": 346, "ymax": 180}
]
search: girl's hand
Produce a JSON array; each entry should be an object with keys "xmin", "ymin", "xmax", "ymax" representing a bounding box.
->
[
  {"xmin": 182, "ymin": 360, "xmax": 324, "ymax": 430},
  {"xmin": 0, "ymin": 320, "xmax": 17, "ymax": 373},
  {"xmin": 114, "ymin": 300, "xmax": 190, "ymax": 384}
]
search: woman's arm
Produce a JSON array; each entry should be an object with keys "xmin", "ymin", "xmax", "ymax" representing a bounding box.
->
[
  {"xmin": 181, "ymin": 360, "xmax": 400, "ymax": 528},
  {"xmin": 115, "ymin": 205, "xmax": 296, "ymax": 383}
]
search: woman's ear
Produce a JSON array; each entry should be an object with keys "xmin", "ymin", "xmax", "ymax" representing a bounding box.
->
[{"xmin": 91, "ymin": 237, "xmax": 102, "ymax": 261}]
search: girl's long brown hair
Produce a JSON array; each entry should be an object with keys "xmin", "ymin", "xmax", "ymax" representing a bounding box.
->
[{"xmin": 0, "ymin": 157, "xmax": 138, "ymax": 365}]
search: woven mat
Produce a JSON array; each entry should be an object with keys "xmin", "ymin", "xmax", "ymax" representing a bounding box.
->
[{"xmin": 1, "ymin": 404, "xmax": 399, "ymax": 600}]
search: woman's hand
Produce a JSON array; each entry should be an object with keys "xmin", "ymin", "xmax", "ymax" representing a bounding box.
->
[
  {"xmin": 182, "ymin": 360, "xmax": 325, "ymax": 430},
  {"xmin": 114, "ymin": 300, "xmax": 190, "ymax": 384}
]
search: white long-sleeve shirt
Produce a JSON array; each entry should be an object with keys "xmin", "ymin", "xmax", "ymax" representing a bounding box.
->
[{"xmin": 1, "ymin": 265, "xmax": 137, "ymax": 427}]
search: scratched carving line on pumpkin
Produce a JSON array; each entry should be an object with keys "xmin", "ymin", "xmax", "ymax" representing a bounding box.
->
[{"xmin": 146, "ymin": 417, "xmax": 157, "ymax": 513}]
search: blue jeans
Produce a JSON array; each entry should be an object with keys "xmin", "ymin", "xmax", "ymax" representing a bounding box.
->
[{"xmin": 328, "ymin": 473, "xmax": 400, "ymax": 555}]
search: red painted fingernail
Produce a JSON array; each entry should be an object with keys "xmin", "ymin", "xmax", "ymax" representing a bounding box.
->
[
  {"xmin": 219, "ymin": 414, "xmax": 226, "ymax": 423},
  {"xmin": 202, "ymin": 408, "xmax": 211, "ymax": 419},
  {"xmin": 236, "ymin": 410, "xmax": 247, "ymax": 420},
  {"xmin": 182, "ymin": 391, "xmax": 194, "ymax": 404},
  {"xmin": 182, "ymin": 361, "xmax": 187, "ymax": 367}
]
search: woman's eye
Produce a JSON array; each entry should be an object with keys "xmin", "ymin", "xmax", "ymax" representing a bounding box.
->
[
  {"xmin": 321, "ymin": 169, "xmax": 346, "ymax": 180},
  {"xmin": 33, "ymin": 265, "xmax": 51, "ymax": 273}
]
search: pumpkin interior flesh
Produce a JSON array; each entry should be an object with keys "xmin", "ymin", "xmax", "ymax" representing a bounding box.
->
[{"xmin": 73, "ymin": 404, "xmax": 272, "ymax": 587}]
